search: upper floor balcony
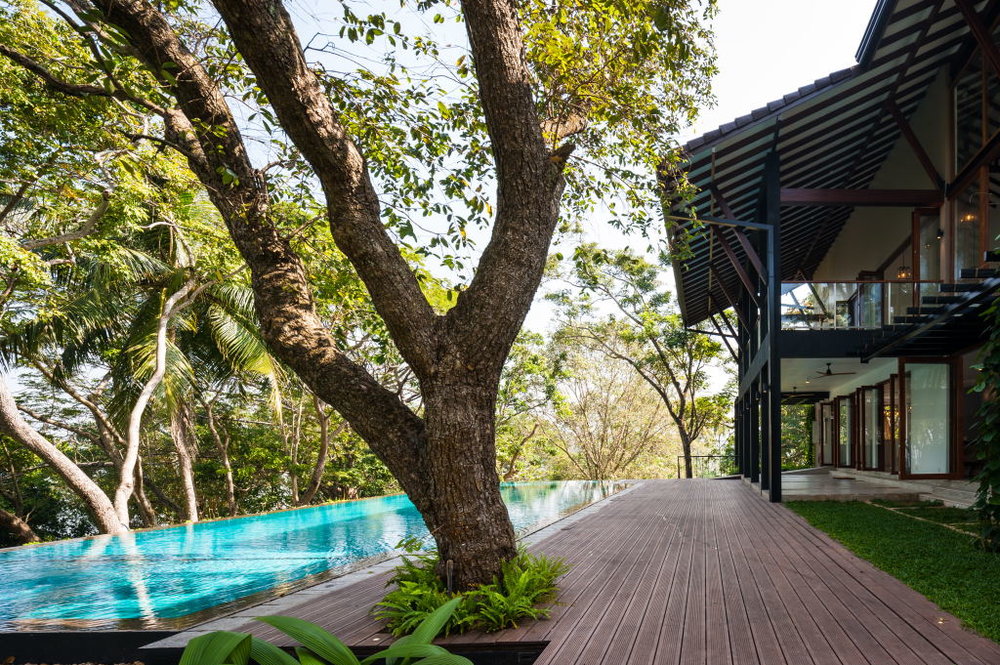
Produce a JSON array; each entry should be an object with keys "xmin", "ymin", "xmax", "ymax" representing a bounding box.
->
[{"xmin": 780, "ymin": 276, "xmax": 996, "ymax": 331}]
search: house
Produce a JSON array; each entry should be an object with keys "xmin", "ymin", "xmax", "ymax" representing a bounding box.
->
[{"xmin": 672, "ymin": 0, "xmax": 1000, "ymax": 501}]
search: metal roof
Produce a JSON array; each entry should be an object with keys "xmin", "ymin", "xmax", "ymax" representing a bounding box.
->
[{"xmin": 674, "ymin": 0, "xmax": 998, "ymax": 326}]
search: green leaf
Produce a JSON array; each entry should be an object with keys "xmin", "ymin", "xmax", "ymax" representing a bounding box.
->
[
  {"xmin": 359, "ymin": 643, "xmax": 454, "ymax": 665},
  {"xmin": 295, "ymin": 647, "xmax": 328, "ymax": 665},
  {"xmin": 179, "ymin": 631, "xmax": 251, "ymax": 665},
  {"xmin": 256, "ymin": 616, "xmax": 360, "ymax": 665},
  {"xmin": 249, "ymin": 637, "xmax": 300, "ymax": 665},
  {"xmin": 409, "ymin": 597, "xmax": 463, "ymax": 645}
]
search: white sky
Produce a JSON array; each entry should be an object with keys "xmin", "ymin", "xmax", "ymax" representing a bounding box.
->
[
  {"xmin": 531, "ymin": 0, "xmax": 881, "ymax": 332},
  {"xmin": 681, "ymin": 0, "xmax": 877, "ymax": 141}
]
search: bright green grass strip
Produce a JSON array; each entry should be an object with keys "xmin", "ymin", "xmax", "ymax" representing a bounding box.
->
[{"xmin": 786, "ymin": 501, "xmax": 1000, "ymax": 642}]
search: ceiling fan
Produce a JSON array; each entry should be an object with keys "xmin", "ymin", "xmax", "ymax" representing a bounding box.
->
[{"xmin": 814, "ymin": 362, "xmax": 856, "ymax": 378}]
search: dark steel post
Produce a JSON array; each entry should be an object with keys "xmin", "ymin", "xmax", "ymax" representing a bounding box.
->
[{"xmin": 765, "ymin": 151, "xmax": 783, "ymax": 502}]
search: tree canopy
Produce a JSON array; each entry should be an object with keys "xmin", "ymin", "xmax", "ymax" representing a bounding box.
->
[{"xmin": 0, "ymin": 0, "xmax": 718, "ymax": 585}]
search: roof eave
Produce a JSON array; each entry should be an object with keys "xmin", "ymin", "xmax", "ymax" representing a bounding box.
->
[{"xmin": 856, "ymin": 0, "xmax": 897, "ymax": 66}]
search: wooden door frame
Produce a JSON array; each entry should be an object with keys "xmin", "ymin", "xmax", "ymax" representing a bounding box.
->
[
  {"xmin": 834, "ymin": 395, "xmax": 853, "ymax": 468},
  {"xmin": 876, "ymin": 376, "xmax": 898, "ymax": 474},
  {"xmin": 897, "ymin": 356, "xmax": 963, "ymax": 479},
  {"xmin": 857, "ymin": 385, "xmax": 883, "ymax": 471}
]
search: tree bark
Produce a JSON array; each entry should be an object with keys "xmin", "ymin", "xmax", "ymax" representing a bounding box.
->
[
  {"xmin": 77, "ymin": 0, "xmax": 567, "ymax": 588},
  {"xmin": 0, "ymin": 375, "xmax": 127, "ymax": 534},
  {"xmin": 419, "ymin": 376, "xmax": 518, "ymax": 588},
  {"xmin": 168, "ymin": 400, "xmax": 200, "ymax": 522},
  {"xmin": 0, "ymin": 507, "xmax": 37, "ymax": 544}
]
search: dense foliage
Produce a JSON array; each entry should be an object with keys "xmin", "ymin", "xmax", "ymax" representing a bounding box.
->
[
  {"xmin": 972, "ymin": 296, "xmax": 1000, "ymax": 551},
  {"xmin": 376, "ymin": 546, "xmax": 567, "ymax": 636},
  {"xmin": 0, "ymin": 0, "xmax": 727, "ymax": 570},
  {"xmin": 780, "ymin": 404, "xmax": 815, "ymax": 471}
]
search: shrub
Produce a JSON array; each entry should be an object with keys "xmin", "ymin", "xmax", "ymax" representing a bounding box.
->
[
  {"xmin": 375, "ymin": 548, "xmax": 568, "ymax": 636},
  {"xmin": 973, "ymin": 296, "xmax": 1000, "ymax": 552}
]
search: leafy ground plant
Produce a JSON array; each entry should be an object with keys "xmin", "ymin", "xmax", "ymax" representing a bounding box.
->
[
  {"xmin": 177, "ymin": 597, "xmax": 472, "ymax": 665},
  {"xmin": 376, "ymin": 547, "xmax": 568, "ymax": 636},
  {"xmin": 787, "ymin": 501, "xmax": 1000, "ymax": 641}
]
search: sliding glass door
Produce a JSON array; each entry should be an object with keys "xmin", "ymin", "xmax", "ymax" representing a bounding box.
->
[
  {"xmin": 880, "ymin": 377, "xmax": 899, "ymax": 474},
  {"xmin": 820, "ymin": 402, "xmax": 834, "ymax": 465},
  {"xmin": 859, "ymin": 387, "xmax": 881, "ymax": 470},
  {"xmin": 901, "ymin": 359, "xmax": 954, "ymax": 477},
  {"xmin": 836, "ymin": 396, "xmax": 852, "ymax": 467}
]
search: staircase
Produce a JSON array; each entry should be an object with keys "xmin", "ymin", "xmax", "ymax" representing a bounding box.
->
[
  {"xmin": 859, "ymin": 271, "xmax": 1000, "ymax": 358},
  {"xmin": 893, "ymin": 269, "xmax": 997, "ymax": 326}
]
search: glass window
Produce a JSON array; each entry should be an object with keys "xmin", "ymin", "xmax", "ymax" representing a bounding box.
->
[
  {"xmin": 904, "ymin": 362, "xmax": 951, "ymax": 475},
  {"xmin": 915, "ymin": 210, "xmax": 942, "ymax": 282},
  {"xmin": 956, "ymin": 55, "xmax": 983, "ymax": 170},
  {"xmin": 821, "ymin": 402, "xmax": 834, "ymax": 465},
  {"xmin": 838, "ymin": 397, "xmax": 852, "ymax": 467},
  {"xmin": 956, "ymin": 184, "xmax": 981, "ymax": 274},
  {"xmin": 861, "ymin": 387, "xmax": 880, "ymax": 470},
  {"xmin": 881, "ymin": 377, "xmax": 899, "ymax": 474}
]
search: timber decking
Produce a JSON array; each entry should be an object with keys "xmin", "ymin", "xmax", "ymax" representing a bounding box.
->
[{"xmin": 230, "ymin": 480, "xmax": 1000, "ymax": 664}]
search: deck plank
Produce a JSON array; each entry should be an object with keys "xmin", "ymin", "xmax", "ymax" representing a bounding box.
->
[{"xmin": 222, "ymin": 480, "xmax": 1000, "ymax": 665}]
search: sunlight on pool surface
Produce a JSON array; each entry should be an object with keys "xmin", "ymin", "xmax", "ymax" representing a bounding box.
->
[{"xmin": 0, "ymin": 480, "xmax": 626, "ymax": 630}]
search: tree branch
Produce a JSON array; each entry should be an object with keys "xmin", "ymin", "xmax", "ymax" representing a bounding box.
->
[
  {"xmin": 16, "ymin": 405, "xmax": 97, "ymax": 442},
  {"xmin": 86, "ymin": 0, "xmax": 431, "ymax": 503},
  {"xmin": 444, "ymin": 0, "xmax": 567, "ymax": 367},
  {"xmin": 209, "ymin": 0, "xmax": 437, "ymax": 375},
  {"xmin": 0, "ymin": 43, "xmax": 166, "ymax": 116},
  {"xmin": 21, "ymin": 189, "xmax": 112, "ymax": 250}
]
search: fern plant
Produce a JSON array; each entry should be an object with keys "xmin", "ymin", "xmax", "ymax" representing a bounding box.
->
[{"xmin": 375, "ymin": 548, "xmax": 568, "ymax": 636}]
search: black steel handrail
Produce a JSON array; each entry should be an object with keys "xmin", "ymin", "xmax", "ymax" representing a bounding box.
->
[{"xmin": 677, "ymin": 455, "xmax": 737, "ymax": 479}]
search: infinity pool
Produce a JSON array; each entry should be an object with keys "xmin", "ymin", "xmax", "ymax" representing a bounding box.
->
[{"xmin": 0, "ymin": 480, "xmax": 624, "ymax": 631}]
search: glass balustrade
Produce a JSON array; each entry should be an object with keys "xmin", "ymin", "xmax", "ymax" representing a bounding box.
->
[{"xmin": 780, "ymin": 281, "xmax": 941, "ymax": 330}]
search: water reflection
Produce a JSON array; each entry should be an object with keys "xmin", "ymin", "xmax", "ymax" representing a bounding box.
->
[{"xmin": 0, "ymin": 480, "xmax": 626, "ymax": 630}]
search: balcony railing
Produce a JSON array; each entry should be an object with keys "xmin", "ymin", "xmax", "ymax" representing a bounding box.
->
[{"xmin": 781, "ymin": 281, "xmax": 940, "ymax": 330}]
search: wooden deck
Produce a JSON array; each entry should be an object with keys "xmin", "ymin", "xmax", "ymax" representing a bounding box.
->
[{"xmin": 230, "ymin": 479, "xmax": 1000, "ymax": 664}]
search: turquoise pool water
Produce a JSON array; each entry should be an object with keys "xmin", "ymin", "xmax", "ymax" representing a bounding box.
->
[{"xmin": 0, "ymin": 480, "xmax": 623, "ymax": 631}]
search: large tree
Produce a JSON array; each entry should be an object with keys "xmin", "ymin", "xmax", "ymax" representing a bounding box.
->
[
  {"xmin": 1, "ymin": 0, "xmax": 715, "ymax": 585},
  {"xmin": 552, "ymin": 245, "xmax": 733, "ymax": 478}
]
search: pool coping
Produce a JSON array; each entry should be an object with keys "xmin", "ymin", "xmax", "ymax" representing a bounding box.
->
[{"xmin": 141, "ymin": 480, "xmax": 643, "ymax": 650}]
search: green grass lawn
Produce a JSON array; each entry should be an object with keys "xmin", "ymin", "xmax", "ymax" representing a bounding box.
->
[{"xmin": 786, "ymin": 500, "xmax": 1000, "ymax": 642}]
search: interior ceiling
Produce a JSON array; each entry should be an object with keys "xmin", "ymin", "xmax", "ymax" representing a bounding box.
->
[
  {"xmin": 674, "ymin": 0, "xmax": 998, "ymax": 326},
  {"xmin": 781, "ymin": 357, "xmax": 897, "ymax": 395}
]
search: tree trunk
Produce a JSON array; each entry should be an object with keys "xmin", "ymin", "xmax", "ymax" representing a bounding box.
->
[
  {"xmin": 288, "ymin": 399, "xmax": 304, "ymax": 505},
  {"xmin": 84, "ymin": 0, "xmax": 564, "ymax": 589},
  {"xmin": 132, "ymin": 460, "xmax": 158, "ymax": 526},
  {"xmin": 298, "ymin": 396, "xmax": 338, "ymax": 506},
  {"xmin": 0, "ymin": 375, "xmax": 127, "ymax": 534},
  {"xmin": 681, "ymin": 434, "xmax": 694, "ymax": 479},
  {"xmin": 169, "ymin": 401, "xmax": 200, "ymax": 522},
  {"xmin": 419, "ymin": 379, "xmax": 517, "ymax": 589},
  {"xmin": 114, "ymin": 280, "xmax": 197, "ymax": 523},
  {"xmin": 203, "ymin": 399, "xmax": 237, "ymax": 516},
  {"xmin": 0, "ymin": 507, "xmax": 37, "ymax": 544}
]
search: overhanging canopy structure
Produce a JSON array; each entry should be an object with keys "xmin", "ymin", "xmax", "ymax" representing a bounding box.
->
[
  {"xmin": 671, "ymin": 0, "xmax": 1000, "ymax": 501},
  {"xmin": 674, "ymin": 0, "xmax": 998, "ymax": 328}
]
